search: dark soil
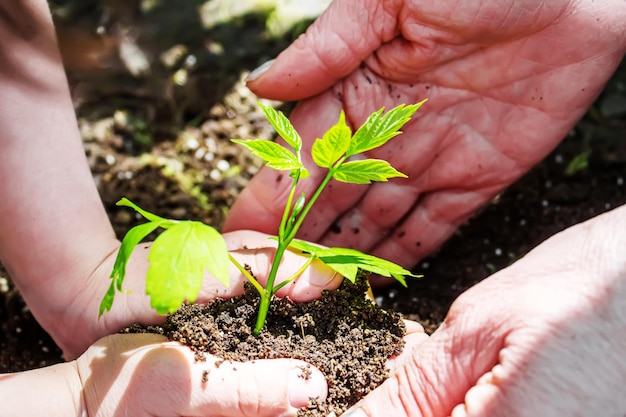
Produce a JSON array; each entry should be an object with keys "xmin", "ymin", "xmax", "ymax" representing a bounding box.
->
[
  {"xmin": 125, "ymin": 277, "xmax": 404, "ymax": 417},
  {"xmin": 1, "ymin": 4, "xmax": 625, "ymax": 414}
]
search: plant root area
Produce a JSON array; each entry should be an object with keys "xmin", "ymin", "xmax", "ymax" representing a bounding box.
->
[{"xmin": 125, "ymin": 277, "xmax": 404, "ymax": 416}]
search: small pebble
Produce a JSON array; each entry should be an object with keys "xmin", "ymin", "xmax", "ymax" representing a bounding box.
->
[
  {"xmin": 216, "ymin": 159, "xmax": 230, "ymax": 171},
  {"xmin": 209, "ymin": 169, "xmax": 221, "ymax": 180}
]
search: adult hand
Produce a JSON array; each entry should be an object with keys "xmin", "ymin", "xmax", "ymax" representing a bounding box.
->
[
  {"xmin": 52, "ymin": 230, "xmax": 343, "ymax": 359},
  {"xmin": 339, "ymin": 204, "xmax": 626, "ymax": 417},
  {"xmin": 225, "ymin": 0, "xmax": 626, "ymax": 268},
  {"xmin": 0, "ymin": 333, "xmax": 328, "ymax": 417}
]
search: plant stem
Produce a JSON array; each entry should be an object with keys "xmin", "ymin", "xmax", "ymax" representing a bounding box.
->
[
  {"xmin": 279, "ymin": 170, "xmax": 300, "ymax": 237},
  {"xmin": 254, "ymin": 161, "xmax": 340, "ymax": 335},
  {"xmin": 228, "ymin": 254, "xmax": 265, "ymax": 295},
  {"xmin": 253, "ymin": 242, "xmax": 288, "ymax": 335},
  {"xmin": 286, "ymin": 169, "xmax": 335, "ymax": 242}
]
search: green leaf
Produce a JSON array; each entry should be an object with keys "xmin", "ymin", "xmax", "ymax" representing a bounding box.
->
[
  {"xmin": 318, "ymin": 247, "xmax": 419, "ymax": 287},
  {"xmin": 347, "ymin": 101, "xmax": 426, "ymax": 156},
  {"xmin": 286, "ymin": 240, "xmax": 419, "ymax": 286},
  {"xmin": 286, "ymin": 238, "xmax": 322, "ymax": 255},
  {"xmin": 99, "ymin": 220, "xmax": 164, "ymax": 316},
  {"xmin": 311, "ymin": 111, "xmax": 352, "ymax": 168},
  {"xmin": 564, "ymin": 150, "xmax": 591, "ymax": 176},
  {"xmin": 146, "ymin": 221, "xmax": 229, "ymax": 314},
  {"xmin": 232, "ymin": 139, "xmax": 303, "ymax": 172},
  {"xmin": 258, "ymin": 101, "xmax": 302, "ymax": 152},
  {"xmin": 116, "ymin": 198, "xmax": 177, "ymax": 227},
  {"xmin": 99, "ymin": 281, "xmax": 117, "ymax": 316},
  {"xmin": 323, "ymin": 260, "xmax": 359, "ymax": 283},
  {"xmin": 333, "ymin": 159, "xmax": 407, "ymax": 184}
]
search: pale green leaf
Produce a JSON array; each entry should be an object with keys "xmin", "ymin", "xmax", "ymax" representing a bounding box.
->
[
  {"xmin": 286, "ymin": 240, "xmax": 359, "ymax": 283},
  {"xmin": 286, "ymin": 240, "xmax": 419, "ymax": 285},
  {"xmin": 286, "ymin": 239, "xmax": 322, "ymax": 255},
  {"xmin": 317, "ymin": 247, "xmax": 419, "ymax": 287},
  {"xmin": 347, "ymin": 101, "xmax": 426, "ymax": 156},
  {"xmin": 311, "ymin": 111, "xmax": 351, "ymax": 168},
  {"xmin": 146, "ymin": 222, "xmax": 229, "ymax": 314},
  {"xmin": 333, "ymin": 159, "xmax": 407, "ymax": 184},
  {"xmin": 99, "ymin": 220, "xmax": 164, "ymax": 316},
  {"xmin": 258, "ymin": 101, "xmax": 302, "ymax": 152},
  {"xmin": 232, "ymin": 139, "xmax": 303, "ymax": 172},
  {"xmin": 324, "ymin": 261, "xmax": 359, "ymax": 283}
]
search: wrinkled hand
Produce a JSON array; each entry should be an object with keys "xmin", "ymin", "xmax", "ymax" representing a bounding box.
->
[
  {"xmin": 54, "ymin": 230, "xmax": 342, "ymax": 359},
  {"xmin": 225, "ymin": 0, "xmax": 626, "ymax": 268},
  {"xmin": 339, "ymin": 204, "xmax": 626, "ymax": 417},
  {"xmin": 74, "ymin": 333, "xmax": 327, "ymax": 417}
]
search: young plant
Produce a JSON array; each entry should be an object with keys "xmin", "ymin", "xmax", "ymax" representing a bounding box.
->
[{"xmin": 99, "ymin": 100, "xmax": 426, "ymax": 335}]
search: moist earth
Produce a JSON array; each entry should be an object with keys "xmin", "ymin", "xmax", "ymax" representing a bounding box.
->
[{"xmin": 124, "ymin": 277, "xmax": 405, "ymax": 417}]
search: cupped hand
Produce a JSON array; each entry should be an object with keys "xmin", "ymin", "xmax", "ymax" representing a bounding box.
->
[
  {"xmin": 74, "ymin": 321, "xmax": 430, "ymax": 417},
  {"xmin": 224, "ymin": 0, "xmax": 626, "ymax": 268},
  {"xmin": 339, "ymin": 204, "xmax": 626, "ymax": 417},
  {"xmin": 75, "ymin": 333, "xmax": 327, "ymax": 417},
  {"xmin": 55, "ymin": 230, "xmax": 343, "ymax": 359}
]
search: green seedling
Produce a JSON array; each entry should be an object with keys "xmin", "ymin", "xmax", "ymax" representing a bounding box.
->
[{"xmin": 99, "ymin": 100, "xmax": 426, "ymax": 335}]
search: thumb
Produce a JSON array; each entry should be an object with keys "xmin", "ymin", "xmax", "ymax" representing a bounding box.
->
[
  {"xmin": 80, "ymin": 334, "xmax": 328, "ymax": 417},
  {"xmin": 341, "ymin": 309, "xmax": 504, "ymax": 417},
  {"xmin": 188, "ymin": 353, "xmax": 328, "ymax": 417},
  {"xmin": 246, "ymin": 0, "xmax": 398, "ymax": 101}
]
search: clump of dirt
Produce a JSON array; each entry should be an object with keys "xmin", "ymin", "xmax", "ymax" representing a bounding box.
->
[{"xmin": 126, "ymin": 276, "xmax": 405, "ymax": 417}]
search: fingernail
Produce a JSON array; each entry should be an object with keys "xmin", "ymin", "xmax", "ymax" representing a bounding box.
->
[
  {"xmin": 247, "ymin": 59, "xmax": 275, "ymax": 82},
  {"xmin": 342, "ymin": 409, "xmax": 367, "ymax": 417},
  {"xmin": 288, "ymin": 365, "xmax": 328, "ymax": 408}
]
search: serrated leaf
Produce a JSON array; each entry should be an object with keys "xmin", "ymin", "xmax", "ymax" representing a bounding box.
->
[
  {"xmin": 146, "ymin": 221, "xmax": 229, "ymax": 314},
  {"xmin": 333, "ymin": 159, "xmax": 407, "ymax": 184},
  {"xmin": 258, "ymin": 101, "xmax": 302, "ymax": 152},
  {"xmin": 99, "ymin": 220, "xmax": 164, "ymax": 315},
  {"xmin": 232, "ymin": 139, "xmax": 303, "ymax": 172},
  {"xmin": 286, "ymin": 238, "xmax": 322, "ymax": 255},
  {"xmin": 286, "ymin": 240, "xmax": 419, "ymax": 286},
  {"xmin": 347, "ymin": 101, "xmax": 426, "ymax": 156},
  {"xmin": 311, "ymin": 111, "xmax": 351, "ymax": 168},
  {"xmin": 318, "ymin": 247, "xmax": 418, "ymax": 287},
  {"xmin": 99, "ymin": 281, "xmax": 117, "ymax": 316}
]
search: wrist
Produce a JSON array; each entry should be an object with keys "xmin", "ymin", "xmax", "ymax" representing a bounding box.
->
[
  {"xmin": 0, "ymin": 361, "xmax": 86, "ymax": 417},
  {"xmin": 15, "ymin": 238, "xmax": 122, "ymax": 359},
  {"xmin": 45, "ymin": 240, "xmax": 162, "ymax": 359}
]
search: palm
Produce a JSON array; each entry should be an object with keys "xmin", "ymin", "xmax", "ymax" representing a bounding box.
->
[{"xmin": 224, "ymin": 0, "xmax": 625, "ymax": 268}]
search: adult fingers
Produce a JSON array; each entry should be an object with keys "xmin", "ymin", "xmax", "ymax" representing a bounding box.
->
[
  {"xmin": 79, "ymin": 333, "xmax": 327, "ymax": 417},
  {"xmin": 339, "ymin": 295, "xmax": 505, "ymax": 417},
  {"xmin": 385, "ymin": 323, "xmax": 430, "ymax": 371},
  {"xmin": 246, "ymin": 0, "xmax": 398, "ymax": 101}
]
